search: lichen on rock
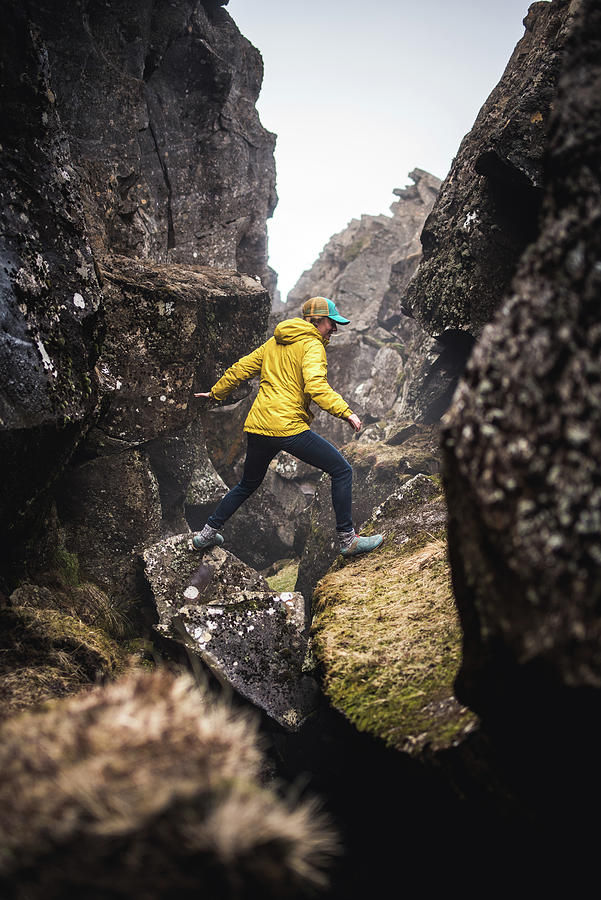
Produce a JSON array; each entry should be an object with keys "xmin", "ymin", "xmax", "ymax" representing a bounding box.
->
[{"xmin": 144, "ymin": 535, "xmax": 318, "ymax": 729}]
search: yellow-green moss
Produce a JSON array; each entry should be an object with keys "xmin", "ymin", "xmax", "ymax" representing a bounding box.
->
[
  {"xmin": 311, "ymin": 533, "xmax": 476, "ymax": 752},
  {"xmin": 266, "ymin": 561, "xmax": 300, "ymax": 593}
]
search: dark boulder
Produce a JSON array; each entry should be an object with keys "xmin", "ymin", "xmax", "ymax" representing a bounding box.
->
[
  {"xmin": 0, "ymin": 6, "xmax": 103, "ymax": 573},
  {"xmin": 144, "ymin": 536, "xmax": 318, "ymax": 729},
  {"xmin": 441, "ymin": 0, "xmax": 601, "ymax": 827},
  {"xmin": 403, "ymin": 0, "xmax": 573, "ymax": 340}
]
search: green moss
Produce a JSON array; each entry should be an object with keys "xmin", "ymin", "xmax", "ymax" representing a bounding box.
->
[
  {"xmin": 311, "ymin": 537, "xmax": 476, "ymax": 752},
  {"xmin": 266, "ymin": 561, "xmax": 300, "ymax": 593},
  {"xmin": 52, "ymin": 546, "xmax": 80, "ymax": 586}
]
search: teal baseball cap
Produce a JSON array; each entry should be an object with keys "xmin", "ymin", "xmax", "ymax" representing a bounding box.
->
[{"xmin": 302, "ymin": 296, "xmax": 350, "ymax": 325}]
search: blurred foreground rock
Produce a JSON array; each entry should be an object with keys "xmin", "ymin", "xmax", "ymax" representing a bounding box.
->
[
  {"xmin": 443, "ymin": 0, "xmax": 601, "ymax": 718},
  {"xmin": 144, "ymin": 536, "xmax": 318, "ymax": 729},
  {"xmin": 0, "ymin": 670, "xmax": 336, "ymax": 899}
]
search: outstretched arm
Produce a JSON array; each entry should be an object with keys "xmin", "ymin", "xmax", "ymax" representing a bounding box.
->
[{"xmin": 196, "ymin": 342, "xmax": 266, "ymax": 402}]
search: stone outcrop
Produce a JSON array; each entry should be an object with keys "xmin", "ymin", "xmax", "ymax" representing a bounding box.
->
[
  {"xmin": 0, "ymin": 670, "xmax": 336, "ymax": 898},
  {"xmin": 403, "ymin": 0, "xmax": 574, "ymax": 340},
  {"xmin": 286, "ymin": 170, "xmax": 440, "ymax": 445},
  {"xmin": 55, "ymin": 258, "xmax": 269, "ymax": 605},
  {"xmin": 442, "ymin": 0, "xmax": 601, "ymax": 720},
  {"xmin": 1, "ymin": 1, "xmax": 277, "ymax": 595},
  {"xmin": 30, "ymin": 0, "xmax": 277, "ymax": 291},
  {"xmin": 0, "ymin": 7, "xmax": 104, "ymax": 569},
  {"xmin": 144, "ymin": 536, "xmax": 318, "ymax": 729},
  {"xmin": 311, "ymin": 474, "xmax": 476, "ymax": 754}
]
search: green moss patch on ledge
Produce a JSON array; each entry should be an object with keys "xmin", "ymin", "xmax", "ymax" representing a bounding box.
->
[{"xmin": 311, "ymin": 486, "xmax": 477, "ymax": 755}]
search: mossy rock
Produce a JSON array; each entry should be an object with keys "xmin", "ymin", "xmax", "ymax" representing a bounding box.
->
[
  {"xmin": 0, "ymin": 579, "xmax": 135, "ymax": 719},
  {"xmin": 311, "ymin": 475, "xmax": 477, "ymax": 754}
]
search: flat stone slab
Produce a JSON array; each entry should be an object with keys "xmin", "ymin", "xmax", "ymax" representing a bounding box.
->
[{"xmin": 143, "ymin": 535, "xmax": 317, "ymax": 729}]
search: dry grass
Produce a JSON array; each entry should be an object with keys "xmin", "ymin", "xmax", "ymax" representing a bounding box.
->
[{"xmin": 0, "ymin": 669, "xmax": 338, "ymax": 897}]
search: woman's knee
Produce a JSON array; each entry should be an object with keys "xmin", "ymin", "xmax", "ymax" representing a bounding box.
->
[{"xmin": 331, "ymin": 458, "xmax": 352, "ymax": 483}]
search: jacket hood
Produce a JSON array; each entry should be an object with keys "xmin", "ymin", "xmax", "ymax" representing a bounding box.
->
[{"xmin": 274, "ymin": 317, "xmax": 328, "ymax": 346}]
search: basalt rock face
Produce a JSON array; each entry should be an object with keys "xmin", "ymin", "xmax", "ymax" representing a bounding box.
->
[
  {"xmin": 441, "ymin": 0, "xmax": 601, "ymax": 826},
  {"xmin": 0, "ymin": 8, "xmax": 104, "ymax": 569},
  {"xmin": 1, "ymin": 1, "xmax": 276, "ymax": 594},
  {"xmin": 56, "ymin": 258, "xmax": 269, "ymax": 605},
  {"xmin": 443, "ymin": 0, "xmax": 601, "ymax": 716},
  {"xmin": 31, "ymin": 0, "xmax": 277, "ymax": 291},
  {"xmin": 403, "ymin": 0, "xmax": 573, "ymax": 341},
  {"xmin": 286, "ymin": 170, "xmax": 441, "ymax": 445}
]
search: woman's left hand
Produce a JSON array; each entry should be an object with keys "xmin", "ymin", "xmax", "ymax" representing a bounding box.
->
[
  {"xmin": 194, "ymin": 391, "xmax": 212, "ymax": 399},
  {"xmin": 347, "ymin": 413, "xmax": 362, "ymax": 432}
]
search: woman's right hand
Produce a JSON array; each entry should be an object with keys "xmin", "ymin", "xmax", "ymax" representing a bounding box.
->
[
  {"xmin": 347, "ymin": 413, "xmax": 362, "ymax": 432},
  {"xmin": 194, "ymin": 391, "xmax": 213, "ymax": 399}
]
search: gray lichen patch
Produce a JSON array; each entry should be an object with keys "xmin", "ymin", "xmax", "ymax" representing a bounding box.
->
[{"xmin": 143, "ymin": 535, "xmax": 318, "ymax": 729}]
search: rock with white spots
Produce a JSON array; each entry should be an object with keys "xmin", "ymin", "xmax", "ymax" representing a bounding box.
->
[{"xmin": 143, "ymin": 535, "xmax": 317, "ymax": 729}]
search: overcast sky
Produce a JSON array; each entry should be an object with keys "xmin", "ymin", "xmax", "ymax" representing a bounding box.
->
[{"xmin": 227, "ymin": 0, "xmax": 539, "ymax": 302}]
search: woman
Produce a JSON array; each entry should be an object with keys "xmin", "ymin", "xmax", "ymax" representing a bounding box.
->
[{"xmin": 193, "ymin": 296, "xmax": 383, "ymax": 558}]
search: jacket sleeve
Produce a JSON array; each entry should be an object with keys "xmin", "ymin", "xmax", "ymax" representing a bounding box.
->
[
  {"xmin": 302, "ymin": 341, "xmax": 353, "ymax": 419},
  {"xmin": 210, "ymin": 343, "xmax": 266, "ymax": 401}
]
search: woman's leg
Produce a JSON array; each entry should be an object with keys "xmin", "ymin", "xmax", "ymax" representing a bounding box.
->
[
  {"xmin": 282, "ymin": 430, "xmax": 353, "ymax": 534},
  {"xmin": 207, "ymin": 433, "xmax": 280, "ymax": 529}
]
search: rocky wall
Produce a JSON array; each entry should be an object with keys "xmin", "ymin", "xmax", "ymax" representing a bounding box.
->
[{"xmin": 31, "ymin": 0, "xmax": 277, "ymax": 290}]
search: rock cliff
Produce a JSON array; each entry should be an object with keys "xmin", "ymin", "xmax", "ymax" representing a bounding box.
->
[{"xmin": 442, "ymin": 0, "xmax": 601, "ymax": 796}]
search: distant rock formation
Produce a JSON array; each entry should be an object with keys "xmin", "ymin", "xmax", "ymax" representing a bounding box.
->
[{"xmin": 286, "ymin": 169, "xmax": 441, "ymax": 444}]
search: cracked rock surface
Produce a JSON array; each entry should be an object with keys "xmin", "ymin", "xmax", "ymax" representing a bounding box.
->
[{"xmin": 144, "ymin": 536, "xmax": 318, "ymax": 729}]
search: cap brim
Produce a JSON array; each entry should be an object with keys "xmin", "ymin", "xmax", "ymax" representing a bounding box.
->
[{"xmin": 329, "ymin": 314, "xmax": 350, "ymax": 324}]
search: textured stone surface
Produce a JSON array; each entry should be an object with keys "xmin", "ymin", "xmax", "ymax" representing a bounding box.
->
[
  {"xmin": 0, "ymin": 7, "xmax": 103, "ymax": 564},
  {"xmin": 312, "ymin": 474, "xmax": 476, "ymax": 754},
  {"xmin": 144, "ymin": 536, "xmax": 318, "ymax": 729},
  {"xmin": 31, "ymin": 0, "xmax": 277, "ymax": 291},
  {"xmin": 442, "ymin": 0, "xmax": 601, "ymax": 715},
  {"xmin": 55, "ymin": 257, "xmax": 270, "ymax": 596},
  {"xmin": 403, "ymin": 0, "xmax": 574, "ymax": 340}
]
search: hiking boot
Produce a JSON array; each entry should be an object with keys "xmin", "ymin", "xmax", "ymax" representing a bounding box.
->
[
  {"xmin": 192, "ymin": 531, "xmax": 224, "ymax": 551},
  {"xmin": 340, "ymin": 533, "xmax": 383, "ymax": 558}
]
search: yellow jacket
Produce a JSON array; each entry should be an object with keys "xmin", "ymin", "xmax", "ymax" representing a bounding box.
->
[{"xmin": 210, "ymin": 318, "xmax": 353, "ymax": 436}]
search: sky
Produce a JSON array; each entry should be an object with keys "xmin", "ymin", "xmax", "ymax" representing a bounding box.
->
[{"xmin": 227, "ymin": 0, "xmax": 540, "ymax": 302}]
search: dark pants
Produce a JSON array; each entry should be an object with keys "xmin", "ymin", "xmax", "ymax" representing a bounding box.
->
[{"xmin": 208, "ymin": 430, "xmax": 354, "ymax": 533}]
